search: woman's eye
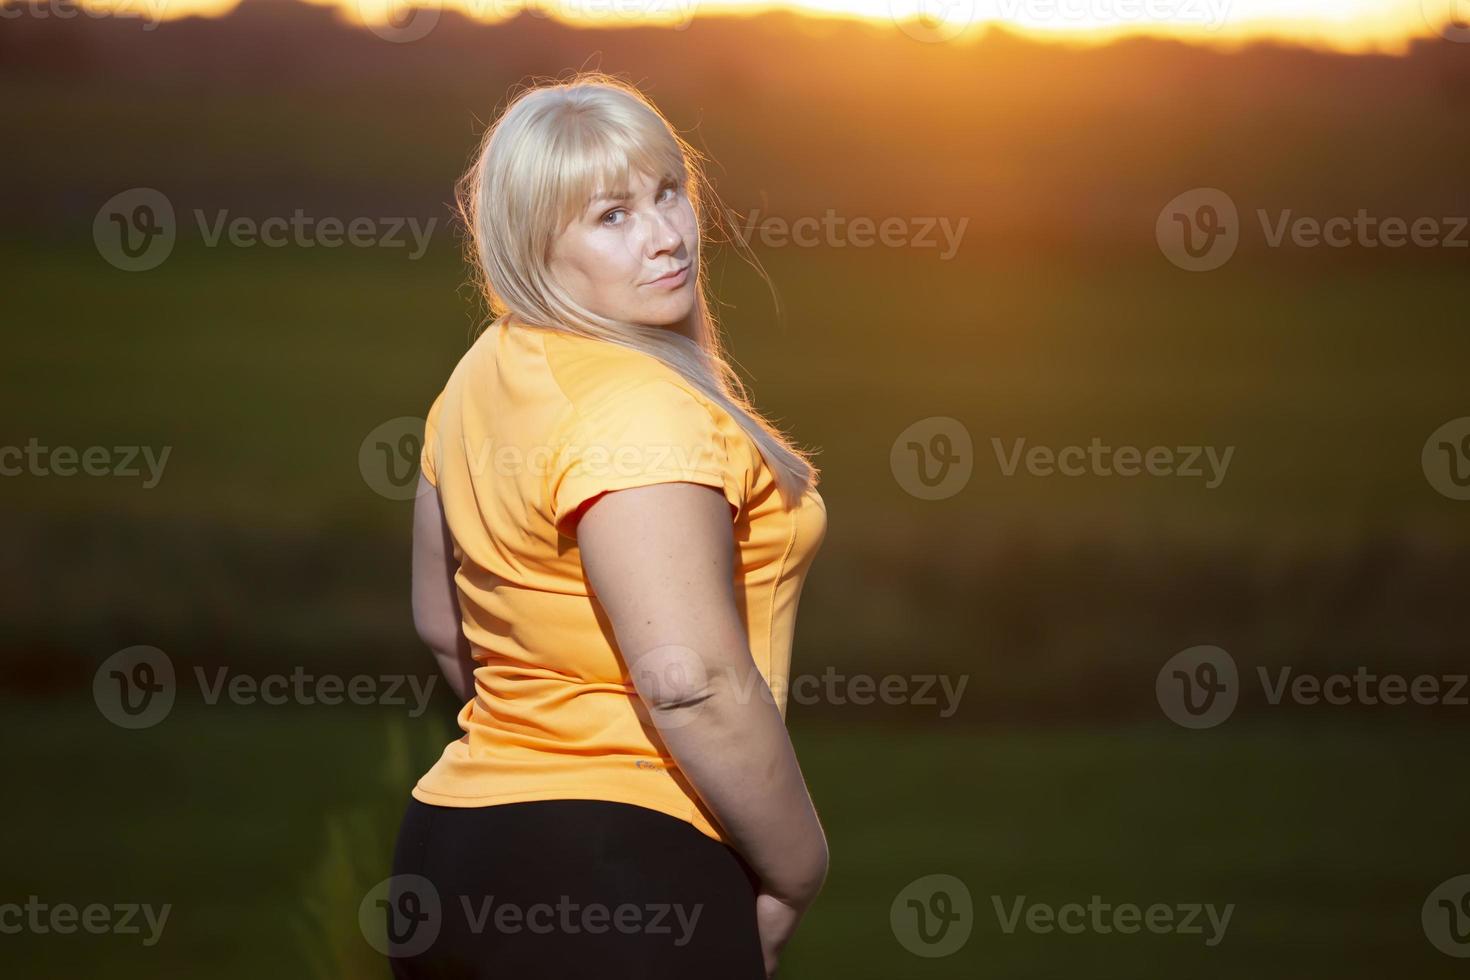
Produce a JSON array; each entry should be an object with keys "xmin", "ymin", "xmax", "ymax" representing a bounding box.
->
[{"xmin": 600, "ymin": 184, "xmax": 677, "ymax": 226}]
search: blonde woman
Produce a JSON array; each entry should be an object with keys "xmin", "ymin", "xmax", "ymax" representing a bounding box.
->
[{"xmin": 389, "ymin": 72, "xmax": 830, "ymax": 978}]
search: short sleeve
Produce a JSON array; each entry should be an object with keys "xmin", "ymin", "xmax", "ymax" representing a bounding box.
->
[
  {"xmin": 420, "ymin": 391, "xmax": 444, "ymax": 488},
  {"xmin": 547, "ymin": 380, "xmax": 744, "ymax": 538}
]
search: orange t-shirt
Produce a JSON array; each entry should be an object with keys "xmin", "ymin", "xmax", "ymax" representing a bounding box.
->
[{"xmin": 410, "ymin": 321, "xmax": 827, "ymax": 845}]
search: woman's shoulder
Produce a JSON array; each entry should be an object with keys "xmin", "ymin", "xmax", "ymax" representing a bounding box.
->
[{"xmin": 538, "ymin": 329, "xmax": 710, "ymax": 420}]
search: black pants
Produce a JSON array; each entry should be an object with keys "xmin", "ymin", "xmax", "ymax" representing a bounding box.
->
[{"xmin": 385, "ymin": 797, "xmax": 766, "ymax": 979}]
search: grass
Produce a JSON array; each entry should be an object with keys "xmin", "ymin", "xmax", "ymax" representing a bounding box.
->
[{"xmin": 1, "ymin": 700, "xmax": 1466, "ymax": 977}]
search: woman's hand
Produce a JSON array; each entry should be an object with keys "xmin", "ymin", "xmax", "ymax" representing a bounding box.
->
[{"xmin": 755, "ymin": 888, "xmax": 807, "ymax": 978}]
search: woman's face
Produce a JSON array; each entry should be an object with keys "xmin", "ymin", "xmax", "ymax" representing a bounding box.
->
[{"xmin": 548, "ymin": 167, "xmax": 698, "ymax": 330}]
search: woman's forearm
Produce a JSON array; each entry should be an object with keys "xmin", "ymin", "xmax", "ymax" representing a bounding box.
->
[
  {"xmin": 643, "ymin": 659, "xmax": 829, "ymax": 909},
  {"xmin": 412, "ymin": 474, "xmax": 477, "ymax": 706},
  {"xmin": 575, "ymin": 483, "xmax": 830, "ymax": 907}
]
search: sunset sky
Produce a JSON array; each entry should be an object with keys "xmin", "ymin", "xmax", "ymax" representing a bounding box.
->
[{"xmin": 81, "ymin": 0, "xmax": 1469, "ymax": 53}]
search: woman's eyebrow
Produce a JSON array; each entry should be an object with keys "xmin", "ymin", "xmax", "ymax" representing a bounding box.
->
[
  {"xmin": 587, "ymin": 175, "xmax": 675, "ymax": 212},
  {"xmin": 588, "ymin": 189, "xmax": 631, "ymax": 208}
]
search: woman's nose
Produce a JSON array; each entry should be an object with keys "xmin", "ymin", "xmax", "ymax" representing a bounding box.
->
[{"xmin": 639, "ymin": 208, "xmax": 682, "ymax": 254}]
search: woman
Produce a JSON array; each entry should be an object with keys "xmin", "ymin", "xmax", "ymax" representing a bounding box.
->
[{"xmin": 390, "ymin": 72, "xmax": 830, "ymax": 979}]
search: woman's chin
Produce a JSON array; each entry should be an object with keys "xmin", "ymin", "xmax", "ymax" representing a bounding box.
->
[{"xmin": 633, "ymin": 298, "xmax": 697, "ymax": 330}]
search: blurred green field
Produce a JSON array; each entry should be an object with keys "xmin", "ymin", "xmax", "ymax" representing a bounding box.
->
[
  {"xmin": 2, "ymin": 700, "xmax": 1464, "ymax": 978},
  {"xmin": 4, "ymin": 241, "xmax": 1468, "ymax": 715},
  {"xmin": 6, "ymin": 240, "xmax": 1469, "ymax": 538}
]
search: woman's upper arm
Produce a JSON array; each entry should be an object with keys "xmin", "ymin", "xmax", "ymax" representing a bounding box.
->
[
  {"xmin": 576, "ymin": 481, "xmax": 751, "ymax": 706},
  {"xmin": 410, "ymin": 473, "xmax": 461, "ymax": 652}
]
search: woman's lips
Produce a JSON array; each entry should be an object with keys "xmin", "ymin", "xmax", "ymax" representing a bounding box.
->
[{"xmin": 645, "ymin": 263, "xmax": 691, "ymax": 288}]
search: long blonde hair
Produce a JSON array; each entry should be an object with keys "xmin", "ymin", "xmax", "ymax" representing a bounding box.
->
[{"xmin": 454, "ymin": 70, "xmax": 818, "ymax": 507}]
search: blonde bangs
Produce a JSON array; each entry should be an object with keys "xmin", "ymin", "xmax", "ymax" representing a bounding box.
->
[{"xmin": 545, "ymin": 112, "xmax": 689, "ymax": 241}]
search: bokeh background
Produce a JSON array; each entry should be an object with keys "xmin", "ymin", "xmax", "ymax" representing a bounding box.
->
[{"xmin": 4, "ymin": 0, "xmax": 1470, "ymax": 975}]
